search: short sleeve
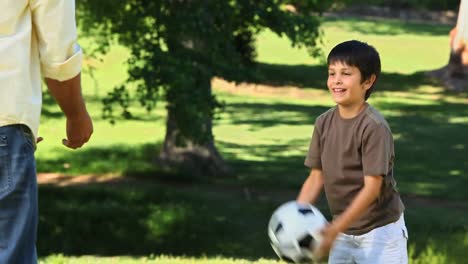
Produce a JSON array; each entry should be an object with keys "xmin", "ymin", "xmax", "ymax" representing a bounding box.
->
[
  {"xmin": 304, "ymin": 121, "xmax": 322, "ymax": 169},
  {"xmin": 31, "ymin": 0, "xmax": 82, "ymax": 81},
  {"xmin": 362, "ymin": 123, "xmax": 394, "ymax": 177}
]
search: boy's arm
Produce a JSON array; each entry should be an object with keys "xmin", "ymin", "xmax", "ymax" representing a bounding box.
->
[
  {"xmin": 315, "ymin": 174, "xmax": 383, "ymax": 257},
  {"xmin": 46, "ymin": 74, "xmax": 93, "ymax": 149},
  {"xmin": 297, "ymin": 168, "xmax": 324, "ymax": 205}
]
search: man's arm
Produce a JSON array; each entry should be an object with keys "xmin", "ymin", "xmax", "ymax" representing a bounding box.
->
[
  {"xmin": 45, "ymin": 73, "xmax": 93, "ymax": 149},
  {"xmin": 31, "ymin": 0, "xmax": 82, "ymax": 82},
  {"xmin": 31, "ymin": 0, "xmax": 93, "ymax": 148},
  {"xmin": 297, "ymin": 169, "xmax": 324, "ymax": 205}
]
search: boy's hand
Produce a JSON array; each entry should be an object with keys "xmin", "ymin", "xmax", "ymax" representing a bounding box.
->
[{"xmin": 314, "ymin": 223, "xmax": 340, "ymax": 259}]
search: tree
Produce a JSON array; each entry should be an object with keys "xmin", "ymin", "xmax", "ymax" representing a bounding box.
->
[
  {"xmin": 428, "ymin": 0, "xmax": 468, "ymax": 91},
  {"xmin": 77, "ymin": 0, "xmax": 327, "ymax": 176}
]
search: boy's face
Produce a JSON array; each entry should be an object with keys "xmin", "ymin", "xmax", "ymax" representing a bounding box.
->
[{"xmin": 327, "ymin": 62, "xmax": 374, "ymax": 107}]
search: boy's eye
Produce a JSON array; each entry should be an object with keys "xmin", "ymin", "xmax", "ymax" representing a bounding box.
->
[
  {"xmin": 328, "ymin": 72, "xmax": 335, "ymax": 76},
  {"xmin": 343, "ymin": 72, "xmax": 351, "ymax": 75}
]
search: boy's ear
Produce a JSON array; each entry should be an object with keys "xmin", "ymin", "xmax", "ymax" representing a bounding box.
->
[{"xmin": 364, "ymin": 74, "xmax": 377, "ymax": 90}]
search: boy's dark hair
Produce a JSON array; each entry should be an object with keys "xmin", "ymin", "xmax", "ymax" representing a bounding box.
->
[{"xmin": 327, "ymin": 40, "xmax": 381, "ymax": 100}]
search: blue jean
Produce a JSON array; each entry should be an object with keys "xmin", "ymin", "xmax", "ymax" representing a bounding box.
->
[{"xmin": 0, "ymin": 125, "xmax": 37, "ymax": 263}]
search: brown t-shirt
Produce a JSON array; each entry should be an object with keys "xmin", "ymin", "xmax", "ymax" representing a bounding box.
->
[{"xmin": 304, "ymin": 104, "xmax": 404, "ymax": 235}]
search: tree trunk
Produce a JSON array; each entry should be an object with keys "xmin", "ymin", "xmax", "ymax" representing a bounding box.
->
[
  {"xmin": 427, "ymin": 0, "xmax": 468, "ymax": 92},
  {"xmin": 159, "ymin": 111, "xmax": 232, "ymax": 178},
  {"xmin": 427, "ymin": 50, "xmax": 468, "ymax": 92},
  {"xmin": 158, "ymin": 77, "xmax": 233, "ymax": 178},
  {"xmin": 157, "ymin": 15, "xmax": 234, "ymax": 178}
]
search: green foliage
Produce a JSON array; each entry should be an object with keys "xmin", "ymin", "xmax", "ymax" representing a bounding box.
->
[{"xmin": 77, "ymin": 0, "xmax": 326, "ymax": 145}]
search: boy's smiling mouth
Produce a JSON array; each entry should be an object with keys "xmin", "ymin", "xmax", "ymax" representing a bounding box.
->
[{"xmin": 332, "ymin": 88, "xmax": 347, "ymax": 94}]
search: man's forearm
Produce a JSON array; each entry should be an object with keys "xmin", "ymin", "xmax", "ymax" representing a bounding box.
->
[{"xmin": 45, "ymin": 73, "xmax": 88, "ymax": 119}]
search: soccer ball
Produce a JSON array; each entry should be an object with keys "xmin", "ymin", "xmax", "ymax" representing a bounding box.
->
[{"xmin": 268, "ymin": 201, "xmax": 327, "ymax": 263}]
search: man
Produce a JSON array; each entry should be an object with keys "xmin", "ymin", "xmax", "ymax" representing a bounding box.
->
[
  {"xmin": 450, "ymin": 0, "xmax": 468, "ymax": 69},
  {"xmin": 0, "ymin": 0, "xmax": 93, "ymax": 262}
]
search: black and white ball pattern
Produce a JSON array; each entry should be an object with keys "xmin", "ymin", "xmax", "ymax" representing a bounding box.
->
[{"xmin": 268, "ymin": 201, "xmax": 327, "ymax": 263}]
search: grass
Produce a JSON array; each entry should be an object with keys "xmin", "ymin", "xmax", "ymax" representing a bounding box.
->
[
  {"xmin": 257, "ymin": 17, "xmax": 451, "ymax": 74},
  {"xmin": 36, "ymin": 17, "xmax": 468, "ymax": 263},
  {"xmin": 40, "ymin": 255, "xmax": 280, "ymax": 264}
]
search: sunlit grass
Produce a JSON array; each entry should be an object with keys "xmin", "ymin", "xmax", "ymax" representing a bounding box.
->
[
  {"xmin": 257, "ymin": 17, "xmax": 451, "ymax": 74},
  {"xmin": 41, "ymin": 255, "xmax": 282, "ymax": 264}
]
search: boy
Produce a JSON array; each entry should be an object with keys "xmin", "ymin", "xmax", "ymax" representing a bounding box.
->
[{"xmin": 297, "ymin": 40, "xmax": 408, "ymax": 263}]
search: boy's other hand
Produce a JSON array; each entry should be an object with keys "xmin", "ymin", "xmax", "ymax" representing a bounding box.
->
[{"xmin": 314, "ymin": 223, "xmax": 340, "ymax": 259}]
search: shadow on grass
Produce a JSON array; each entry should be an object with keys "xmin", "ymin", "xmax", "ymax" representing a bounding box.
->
[
  {"xmin": 383, "ymin": 101, "xmax": 468, "ymax": 200},
  {"xmin": 41, "ymin": 92, "xmax": 163, "ymax": 122},
  {"xmin": 37, "ymin": 90, "xmax": 467, "ymax": 199},
  {"xmin": 38, "ymin": 184, "xmax": 279, "ymax": 259},
  {"xmin": 404, "ymin": 203, "xmax": 468, "ymax": 262},
  {"xmin": 217, "ymin": 95, "xmax": 468, "ymax": 200},
  {"xmin": 322, "ymin": 17, "xmax": 452, "ymax": 36},
  {"xmin": 36, "ymin": 143, "xmax": 159, "ymax": 176},
  {"xmin": 223, "ymin": 103, "xmax": 329, "ymax": 129},
  {"xmin": 38, "ymin": 181, "xmax": 467, "ymax": 263},
  {"xmin": 243, "ymin": 63, "xmax": 437, "ymax": 92},
  {"xmin": 36, "ymin": 143, "xmax": 203, "ymax": 184}
]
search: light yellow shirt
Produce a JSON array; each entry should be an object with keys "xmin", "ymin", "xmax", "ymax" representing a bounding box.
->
[
  {"xmin": 0, "ymin": 0, "xmax": 82, "ymax": 138},
  {"xmin": 456, "ymin": 0, "xmax": 468, "ymax": 43}
]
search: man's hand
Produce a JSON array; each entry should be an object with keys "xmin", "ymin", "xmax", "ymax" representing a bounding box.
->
[{"xmin": 63, "ymin": 112, "xmax": 93, "ymax": 149}]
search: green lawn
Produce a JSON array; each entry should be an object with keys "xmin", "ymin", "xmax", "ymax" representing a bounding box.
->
[
  {"xmin": 37, "ymin": 17, "xmax": 467, "ymax": 263},
  {"xmin": 41, "ymin": 255, "xmax": 280, "ymax": 264}
]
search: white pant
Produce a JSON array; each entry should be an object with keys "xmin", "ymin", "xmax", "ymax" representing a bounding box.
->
[{"xmin": 328, "ymin": 214, "xmax": 408, "ymax": 264}]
